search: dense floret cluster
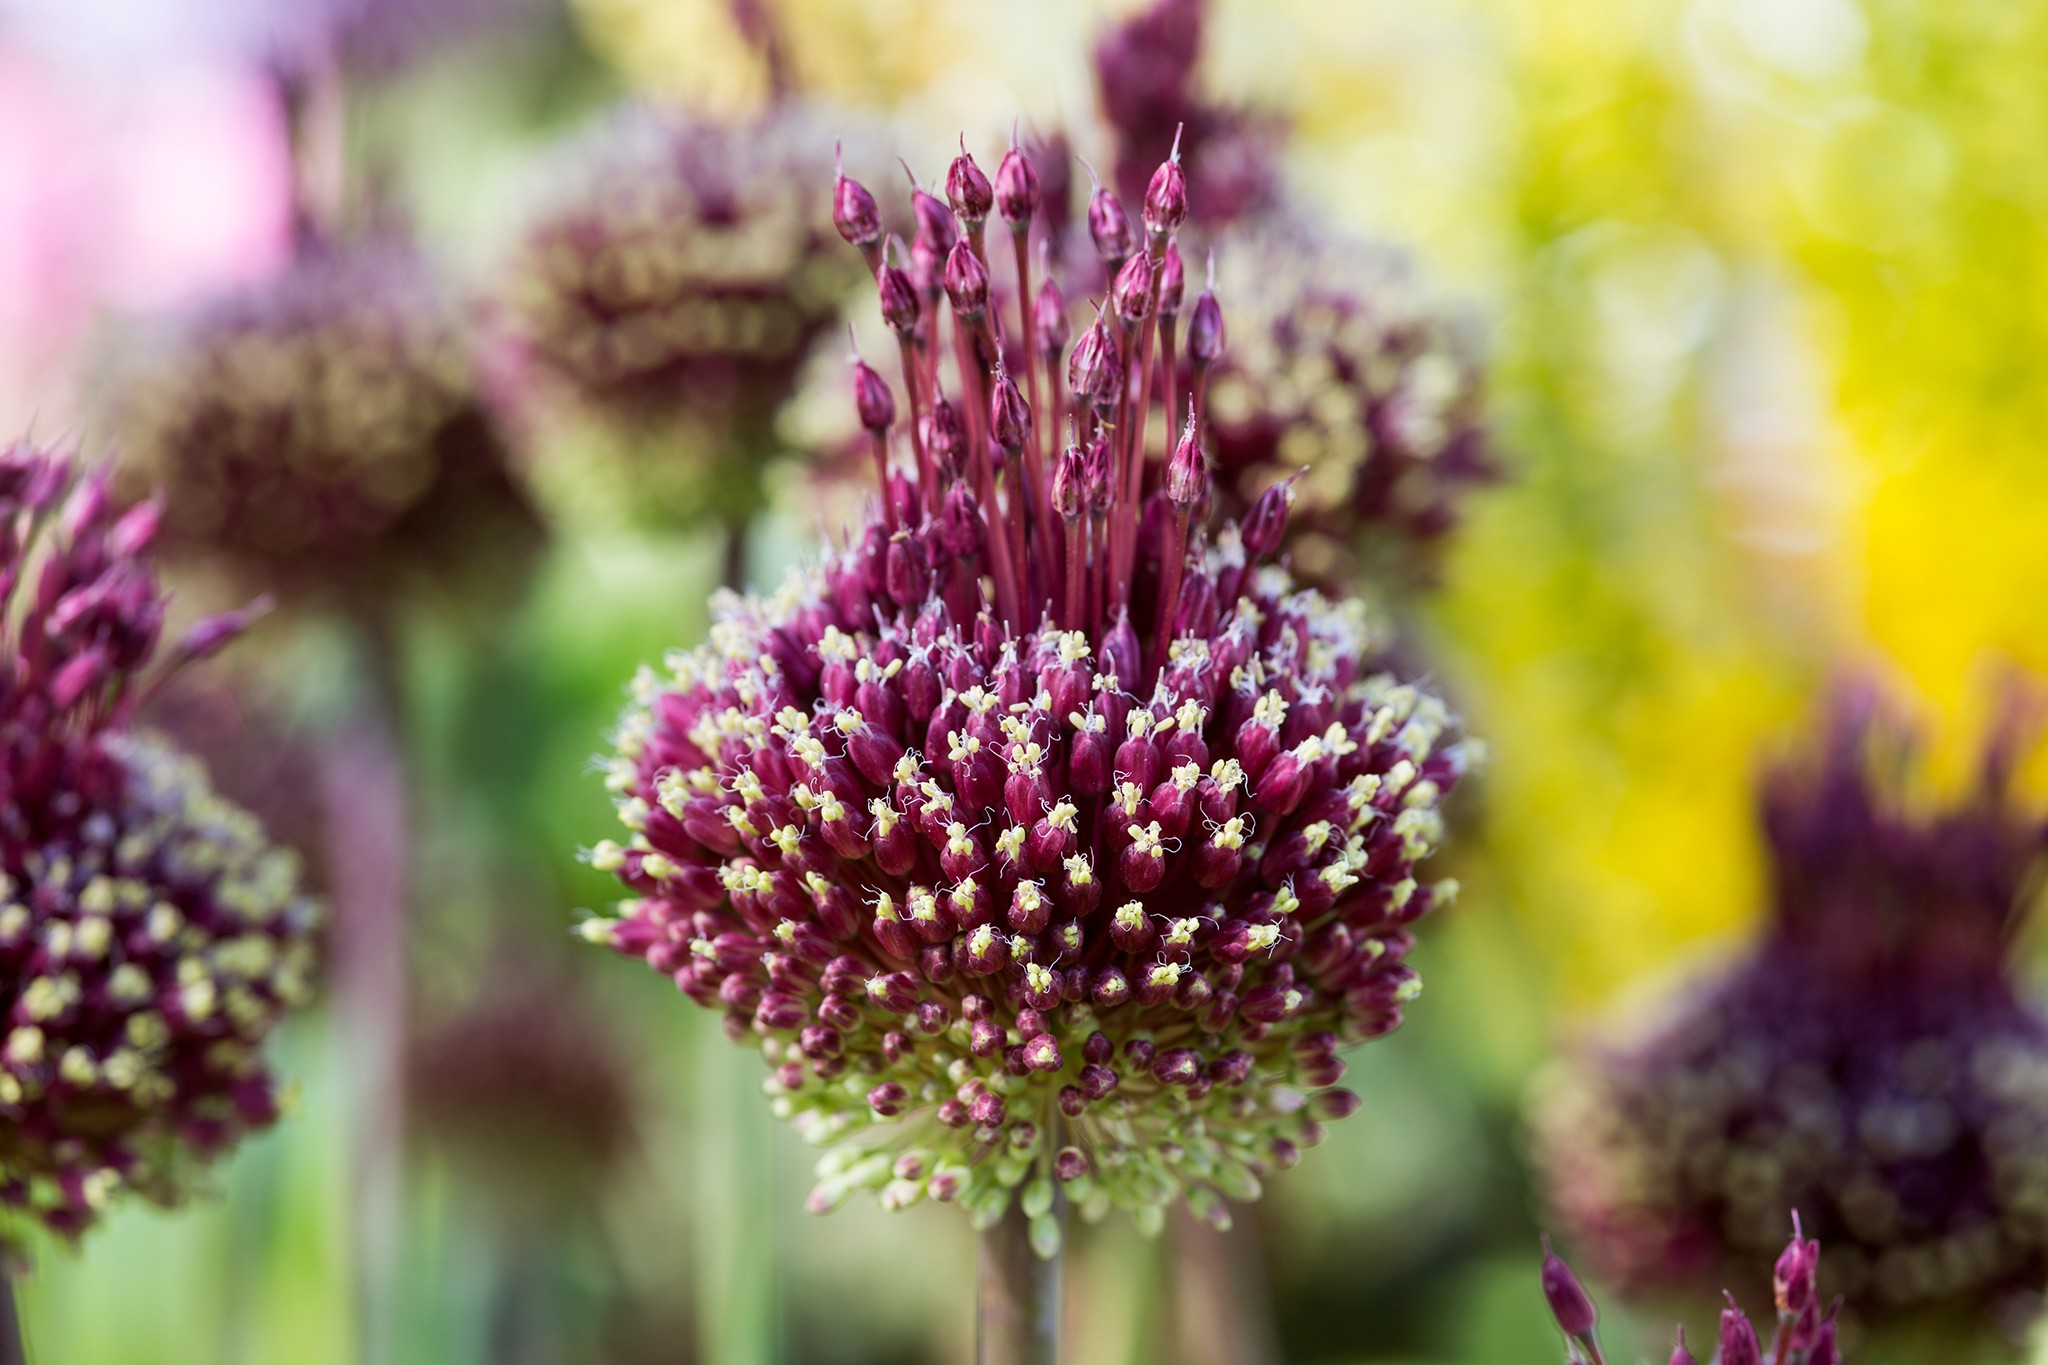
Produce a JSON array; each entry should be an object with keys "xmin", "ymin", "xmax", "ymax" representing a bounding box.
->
[
  {"xmin": 1535, "ymin": 685, "xmax": 2048, "ymax": 1336},
  {"xmin": 114, "ymin": 242, "xmax": 529, "ymax": 596},
  {"xmin": 0, "ymin": 444, "xmax": 318, "ymax": 1240},
  {"xmin": 582, "ymin": 128, "xmax": 1473, "ymax": 1251}
]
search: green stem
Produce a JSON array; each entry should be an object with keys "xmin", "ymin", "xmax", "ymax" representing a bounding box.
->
[
  {"xmin": 0, "ymin": 1270, "xmax": 25, "ymax": 1365},
  {"xmin": 978, "ymin": 1201, "xmax": 1063, "ymax": 1365}
]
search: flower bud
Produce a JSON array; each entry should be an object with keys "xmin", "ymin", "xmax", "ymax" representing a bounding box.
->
[
  {"xmin": 990, "ymin": 368, "xmax": 1031, "ymax": 454},
  {"xmin": 1159, "ymin": 243, "xmax": 1186, "ymax": 319},
  {"xmin": 1241, "ymin": 476, "xmax": 1296, "ymax": 559},
  {"xmin": 1089, "ymin": 180, "xmax": 1136, "ymax": 267},
  {"xmin": 1166, "ymin": 413, "xmax": 1206, "ymax": 506},
  {"xmin": 947, "ymin": 140, "xmax": 993, "ymax": 225},
  {"xmin": 853, "ymin": 358, "xmax": 895, "ymax": 434},
  {"xmin": 1068, "ymin": 316, "xmax": 1121, "ymax": 411},
  {"xmin": 1668, "ymin": 1329, "xmax": 1696, "ymax": 1365},
  {"xmin": 833, "ymin": 146, "xmax": 882, "ymax": 251},
  {"xmin": 926, "ymin": 399, "xmax": 967, "ymax": 481},
  {"xmin": 1540, "ymin": 1237, "xmax": 1599, "ymax": 1339},
  {"xmin": 996, "ymin": 137, "xmax": 1039, "ymax": 227},
  {"xmin": 1718, "ymin": 1296, "xmax": 1761, "ymax": 1365},
  {"xmin": 878, "ymin": 252, "xmax": 921, "ymax": 334},
  {"xmin": 1113, "ymin": 251, "xmax": 1153, "ymax": 326},
  {"xmin": 1082, "ymin": 435, "xmax": 1113, "ymax": 512},
  {"xmin": 1052, "ymin": 441, "xmax": 1086, "ymax": 519},
  {"xmin": 1143, "ymin": 138, "xmax": 1189, "ymax": 239},
  {"xmin": 1188, "ymin": 266, "xmax": 1225, "ymax": 366},
  {"xmin": 1033, "ymin": 273, "xmax": 1069, "ymax": 357},
  {"xmin": 911, "ymin": 184, "xmax": 957, "ymax": 255},
  {"xmin": 1773, "ymin": 1214, "xmax": 1818, "ymax": 1317},
  {"xmin": 944, "ymin": 240, "xmax": 990, "ymax": 317}
]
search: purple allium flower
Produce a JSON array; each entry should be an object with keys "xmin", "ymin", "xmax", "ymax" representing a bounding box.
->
[
  {"xmin": 1197, "ymin": 222, "xmax": 1494, "ymax": 588},
  {"xmin": 1534, "ymin": 683, "xmax": 2048, "ymax": 1338},
  {"xmin": 490, "ymin": 104, "xmax": 877, "ymax": 532},
  {"xmin": 112, "ymin": 241, "xmax": 533, "ymax": 601},
  {"xmin": 408, "ymin": 947, "xmax": 639, "ymax": 1213},
  {"xmin": 1093, "ymin": 0, "xmax": 1281, "ymax": 232},
  {"xmin": 0, "ymin": 443, "xmax": 318, "ymax": 1242},
  {"xmin": 580, "ymin": 130, "xmax": 1473, "ymax": 1250},
  {"xmin": 1542, "ymin": 1221, "xmax": 1845, "ymax": 1365}
]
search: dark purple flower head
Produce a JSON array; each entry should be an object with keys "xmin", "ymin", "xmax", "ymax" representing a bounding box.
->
[
  {"xmin": 0, "ymin": 443, "xmax": 318, "ymax": 1242},
  {"xmin": 1093, "ymin": 0, "xmax": 1280, "ymax": 229},
  {"xmin": 409, "ymin": 946, "xmax": 639, "ymax": 1213},
  {"xmin": 492, "ymin": 104, "xmax": 877, "ymax": 530},
  {"xmin": 116, "ymin": 241, "xmax": 531, "ymax": 597},
  {"xmin": 582, "ymin": 129, "xmax": 1473, "ymax": 1249},
  {"xmin": 1536, "ymin": 683, "xmax": 2048, "ymax": 1340}
]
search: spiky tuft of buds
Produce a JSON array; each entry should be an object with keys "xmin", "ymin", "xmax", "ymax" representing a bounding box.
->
[
  {"xmin": 583, "ymin": 127, "xmax": 1474, "ymax": 1245},
  {"xmin": 1535, "ymin": 682, "xmax": 2048, "ymax": 1336},
  {"xmin": 0, "ymin": 442, "xmax": 318, "ymax": 1242}
]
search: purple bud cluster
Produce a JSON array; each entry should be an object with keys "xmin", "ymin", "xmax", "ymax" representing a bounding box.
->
[
  {"xmin": 0, "ymin": 444, "xmax": 318, "ymax": 1241},
  {"xmin": 115, "ymin": 241, "xmax": 527, "ymax": 593},
  {"xmin": 1535, "ymin": 684, "xmax": 2048, "ymax": 1337},
  {"xmin": 1543, "ymin": 1220, "xmax": 1842, "ymax": 1365},
  {"xmin": 492, "ymin": 105, "xmax": 876, "ymax": 529},
  {"xmin": 581, "ymin": 128, "xmax": 1474, "ymax": 1243}
]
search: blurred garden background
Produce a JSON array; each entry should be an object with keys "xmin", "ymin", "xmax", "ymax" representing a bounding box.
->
[{"xmin": 3, "ymin": 0, "xmax": 2048, "ymax": 1361}]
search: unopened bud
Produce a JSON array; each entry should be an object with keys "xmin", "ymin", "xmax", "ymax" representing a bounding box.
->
[
  {"xmin": 1718, "ymin": 1295, "xmax": 1761, "ymax": 1365},
  {"xmin": 910, "ymin": 179, "xmax": 958, "ymax": 255},
  {"xmin": 853, "ymin": 357, "xmax": 895, "ymax": 433},
  {"xmin": 996, "ymin": 134, "xmax": 1039, "ymax": 227},
  {"xmin": 1082, "ymin": 435, "xmax": 1113, "ymax": 512},
  {"xmin": 1052, "ymin": 441, "xmax": 1085, "ymax": 519},
  {"xmin": 1112, "ymin": 251, "xmax": 1152, "ymax": 326},
  {"xmin": 1166, "ymin": 413, "xmax": 1206, "ymax": 506},
  {"xmin": 1540, "ymin": 1236, "xmax": 1599, "ymax": 1339},
  {"xmin": 944, "ymin": 240, "xmax": 989, "ymax": 316},
  {"xmin": 1188, "ymin": 260, "xmax": 1225, "ymax": 366},
  {"xmin": 1241, "ymin": 475, "xmax": 1296, "ymax": 558},
  {"xmin": 879, "ymin": 249, "xmax": 921, "ymax": 334},
  {"xmin": 172, "ymin": 596, "xmax": 273, "ymax": 665},
  {"xmin": 990, "ymin": 369, "xmax": 1031, "ymax": 454},
  {"xmin": 1773, "ymin": 1213, "xmax": 1818, "ymax": 1317},
  {"xmin": 1143, "ymin": 130, "xmax": 1189, "ymax": 238},
  {"xmin": 925, "ymin": 398, "xmax": 966, "ymax": 481},
  {"xmin": 947, "ymin": 140, "xmax": 993, "ymax": 224},
  {"xmin": 1159, "ymin": 243, "xmax": 1186, "ymax": 318},
  {"xmin": 1033, "ymin": 272, "xmax": 1069, "ymax": 357},
  {"xmin": 1086, "ymin": 171, "xmax": 1134, "ymax": 267},
  {"xmin": 1068, "ymin": 316, "xmax": 1121, "ymax": 410},
  {"xmin": 1668, "ymin": 1330, "xmax": 1696, "ymax": 1365},
  {"xmin": 833, "ymin": 144, "xmax": 882, "ymax": 250}
]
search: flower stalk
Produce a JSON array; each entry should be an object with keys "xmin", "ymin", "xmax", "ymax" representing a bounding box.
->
[{"xmin": 979, "ymin": 1196, "xmax": 1065, "ymax": 1365}]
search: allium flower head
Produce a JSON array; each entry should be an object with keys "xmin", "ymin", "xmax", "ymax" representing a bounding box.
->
[
  {"xmin": 582, "ymin": 130, "xmax": 1473, "ymax": 1250},
  {"xmin": 1093, "ymin": 0, "xmax": 1280, "ymax": 231},
  {"xmin": 113, "ymin": 241, "xmax": 532, "ymax": 600},
  {"xmin": 1200, "ymin": 222, "xmax": 1493, "ymax": 586},
  {"xmin": 0, "ymin": 443, "xmax": 318, "ymax": 1240},
  {"xmin": 492, "ymin": 104, "xmax": 874, "ymax": 531},
  {"xmin": 409, "ymin": 948, "xmax": 638, "ymax": 1216},
  {"xmin": 1534, "ymin": 683, "xmax": 2048, "ymax": 1337}
]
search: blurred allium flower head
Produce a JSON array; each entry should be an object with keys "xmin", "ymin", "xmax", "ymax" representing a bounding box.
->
[
  {"xmin": 1543, "ymin": 1218, "xmax": 1844, "ymax": 1365},
  {"xmin": 1535, "ymin": 682, "xmax": 2048, "ymax": 1338},
  {"xmin": 491, "ymin": 103, "xmax": 875, "ymax": 530},
  {"xmin": 0, "ymin": 442, "xmax": 317, "ymax": 1241},
  {"xmin": 1201, "ymin": 223, "xmax": 1493, "ymax": 586},
  {"xmin": 113, "ymin": 241, "xmax": 533, "ymax": 601},
  {"xmin": 1094, "ymin": 0, "xmax": 1279, "ymax": 231},
  {"xmin": 582, "ymin": 128, "xmax": 1474, "ymax": 1251},
  {"xmin": 409, "ymin": 948, "xmax": 639, "ymax": 1215}
]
